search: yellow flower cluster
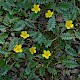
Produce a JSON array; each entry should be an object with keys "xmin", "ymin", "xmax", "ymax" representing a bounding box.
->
[
  {"xmin": 13, "ymin": 4, "xmax": 74, "ymax": 60},
  {"xmin": 14, "ymin": 31, "xmax": 29, "ymax": 53},
  {"xmin": 31, "ymin": 4, "xmax": 74, "ymax": 29},
  {"xmin": 31, "ymin": 4, "xmax": 53, "ymax": 18},
  {"xmin": 13, "ymin": 44, "xmax": 51, "ymax": 59},
  {"xmin": 29, "ymin": 47, "xmax": 51, "ymax": 59}
]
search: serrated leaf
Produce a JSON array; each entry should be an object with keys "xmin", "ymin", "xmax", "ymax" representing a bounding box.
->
[
  {"xmin": 65, "ymin": 44, "xmax": 78, "ymax": 56},
  {"xmin": 8, "ymin": 38, "xmax": 18, "ymax": 51},
  {"xmin": 28, "ymin": 73, "xmax": 35, "ymax": 80},
  {"xmin": 22, "ymin": 0, "xmax": 32, "ymax": 10},
  {"xmin": 29, "ymin": 31, "xmax": 46, "ymax": 45},
  {"xmin": 0, "ymin": 32, "xmax": 8, "ymax": 39},
  {"xmin": 15, "ymin": 62, "xmax": 20, "ymax": 68},
  {"xmin": 48, "ymin": 67, "xmax": 57, "ymax": 75},
  {"xmin": 62, "ymin": 11, "xmax": 71, "ymax": 21},
  {"xmin": 10, "ymin": 17, "xmax": 20, "ymax": 23},
  {"xmin": 29, "ymin": 12, "xmax": 41, "ymax": 20},
  {"xmin": 0, "ymin": 25, "xmax": 6, "ymax": 31},
  {"xmin": 13, "ymin": 20, "xmax": 26, "ymax": 31},
  {"xmin": 60, "ymin": 33, "xmax": 75, "ymax": 40},
  {"xmin": 39, "ymin": 67, "xmax": 45, "ymax": 76},
  {"xmin": 2, "ymin": 69, "xmax": 8, "ymax": 76},
  {"xmin": 71, "ymin": 7, "xmax": 77, "ymax": 21},
  {"xmin": 75, "ymin": 31, "xmax": 80, "ymax": 39},
  {"xmin": 29, "ymin": 61, "xmax": 38, "ymax": 68},
  {"xmin": 47, "ymin": 16, "xmax": 55, "ymax": 31},
  {"xmin": 25, "ymin": 67, "xmax": 31, "ymax": 75},
  {"xmin": 25, "ymin": 19, "xmax": 35, "ymax": 29},
  {"xmin": 56, "ymin": 2, "xmax": 71, "ymax": 9},
  {"xmin": 62, "ymin": 60, "xmax": 78, "ymax": 68},
  {"xmin": 0, "ymin": 0, "xmax": 4, "ymax": 6},
  {"xmin": 0, "ymin": 38, "xmax": 4, "ymax": 44},
  {"xmin": 44, "ymin": 40, "xmax": 52, "ymax": 48},
  {"xmin": 33, "ymin": 0, "xmax": 53, "ymax": 4},
  {"xmin": 0, "ymin": 48, "xmax": 8, "ymax": 55}
]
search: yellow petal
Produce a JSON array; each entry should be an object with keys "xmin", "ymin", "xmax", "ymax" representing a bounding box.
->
[
  {"xmin": 43, "ymin": 50, "xmax": 46, "ymax": 54},
  {"xmin": 69, "ymin": 20, "xmax": 72, "ymax": 23},
  {"xmin": 31, "ymin": 8, "xmax": 35, "ymax": 11},
  {"xmin": 70, "ymin": 24, "xmax": 74, "ymax": 28},
  {"xmin": 45, "ymin": 56, "xmax": 49, "ymax": 59}
]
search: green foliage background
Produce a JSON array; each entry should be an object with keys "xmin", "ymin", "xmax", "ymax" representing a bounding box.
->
[{"xmin": 0, "ymin": 0, "xmax": 80, "ymax": 80}]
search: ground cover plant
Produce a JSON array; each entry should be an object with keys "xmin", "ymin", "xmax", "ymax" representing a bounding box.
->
[{"xmin": 0, "ymin": 0, "xmax": 80, "ymax": 80}]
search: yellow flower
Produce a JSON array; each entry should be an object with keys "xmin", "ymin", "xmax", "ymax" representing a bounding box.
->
[
  {"xmin": 30, "ymin": 47, "xmax": 36, "ymax": 54},
  {"xmin": 65, "ymin": 20, "xmax": 74, "ymax": 29},
  {"xmin": 42, "ymin": 50, "xmax": 51, "ymax": 59},
  {"xmin": 45, "ymin": 10, "xmax": 53, "ymax": 18},
  {"xmin": 31, "ymin": 4, "xmax": 40, "ymax": 13},
  {"xmin": 14, "ymin": 44, "xmax": 22, "ymax": 53},
  {"xmin": 20, "ymin": 31, "xmax": 29, "ymax": 39}
]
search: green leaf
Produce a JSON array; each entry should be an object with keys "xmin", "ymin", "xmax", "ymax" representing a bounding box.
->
[
  {"xmin": 8, "ymin": 38, "xmax": 18, "ymax": 51},
  {"xmin": 3, "ymin": 1, "xmax": 11, "ymax": 11},
  {"xmin": 29, "ymin": 31, "xmax": 52, "ymax": 47},
  {"xmin": 10, "ymin": 17, "xmax": 20, "ymax": 23},
  {"xmin": 22, "ymin": 0, "xmax": 32, "ymax": 10},
  {"xmin": 13, "ymin": 20, "xmax": 26, "ymax": 31},
  {"xmin": 28, "ymin": 73, "xmax": 35, "ymax": 80},
  {"xmin": 56, "ymin": 2, "xmax": 71, "ymax": 9},
  {"xmin": 60, "ymin": 33, "xmax": 75, "ymax": 40},
  {"xmin": 17, "ymin": 52, "xmax": 25, "ymax": 58},
  {"xmin": 44, "ymin": 40, "xmax": 52, "ymax": 48},
  {"xmin": 75, "ymin": 31, "xmax": 80, "ymax": 39},
  {"xmin": 48, "ymin": 67, "xmax": 57, "ymax": 75},
  {"xmin": 62, "ymin": 11, "xmax": 71, "ymax": 21},
  {"xmin": 2, "ymin": 69, "xmax": 8, "ymax": 76},
  {"xmin": 29, "ymin": 12, "xmax": 41, "ymax": 20},
  {"xmin": 0, "ymin": 50, "xmax": 8, "ymax": 55},
  {"xmin": 47, "ymin": 16, "xmax": 55, "ymax": 31},
  {"xmin": 29, "ymin": 31, "xmax": 46, "ymax": 45},
  {"xmin": 25, "ymin": 19, "xmax": 35, "ymax": 29},
  {"xmin": 0, "ymin": 38, "xmax": 4, "ymax": 44},
  {"xmin": 0, "ymin": 0, "xmax": 4, "ymax": 6},
  {"xmin": 35, "ymin": 78, "xmax": 41, "ymax": 80},
  {"xmin": 39, "ymin": 67, "xmax": 45, "ymax": 76},
  {"xmin": 78, "ymin": 46, "xmax": 80, "ymax": 54},
  {"xmin": 2, "ymin": 14, "xmax": 10, "ymax": 26},
  {"xmin": 33, "ymin": 0, "xmax": 53, "ymax": 4},
  {"xmin": 65, "ymin": 44, "xmax": 78, "ymax": 56},
  {"xmin": 25, "ymin": 67, "xmax": 31, "ymax": 75},
  {"xmin": 14, "ymin": 62, "xmax": 20, "ymax": 68},
  {"xmin": 71, "ymin": 7, "xmax": 77, "ymax": 21},
  {"xmin": 29, "ymin": 61, "xmax": 38, "ymax": 68},
  {"xmin": 0, "ymin": 32, "xmax": 8, "ymax": 39},
  {"xmin": 0, "ymin": 25, "xmax": 6, "ymax": 31},
  {"xmin": 0, "ymin": 60, "xmax": 5, "ymax": 67},
  {"xmin": 77, "ymin": 74, "xmax": 80, "ymax": 80},
  {"xmin": 62, "ymin": 60, "xmax": 78, "ymax": 68}
]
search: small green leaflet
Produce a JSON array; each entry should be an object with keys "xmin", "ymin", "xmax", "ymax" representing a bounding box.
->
[
  {"xmin": 60, "ymin": 33, "xmax": 75, "ymax": 40},
  {"xmin": 65, "ymin": 44, "xmax": 78, "ymax": 56},
  {"xmin": 47, "ymin": 16, "xmax": 55, "ymax": 31},
  {"xmin": 13, "ymin": 20, "xmax": 26, "ymax": 31},
  {"xmin": 75, "ymin": 31, "xmax": 80, "ymax": 39},
  {"xmin": 62, "ymin": 60, "xmax": 79, "ymax": 68},
  {"xmin": 0, "ymin": 25, "xmax": 6, "ymax": 31}
]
